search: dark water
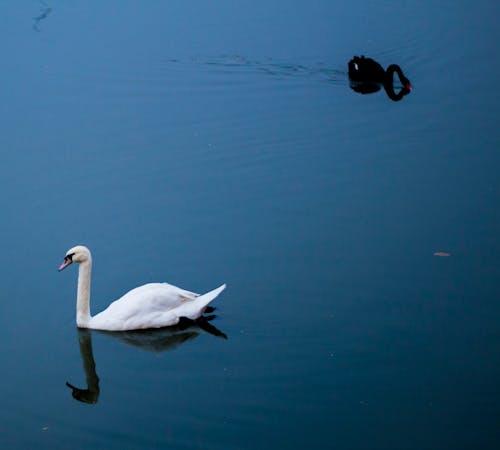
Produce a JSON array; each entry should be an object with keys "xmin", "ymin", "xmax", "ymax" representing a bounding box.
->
[{"xmin": 1, "ymin": 1, "xmax": 499, "ymax": 449}]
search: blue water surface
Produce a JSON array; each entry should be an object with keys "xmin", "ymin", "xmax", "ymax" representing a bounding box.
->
[{"xmin": 0, "ymin": 1, "xmax": 498, "ymax": 449}]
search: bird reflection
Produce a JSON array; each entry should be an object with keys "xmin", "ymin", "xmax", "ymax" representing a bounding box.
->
[
  {"xmin": 33, "ymin": 4, "xmax": 52, "ymax": 32},
  {"xmin": 348, "ymin": 55, "xmax": 412, "ymax": 102},
  {"xmin": 66, "ymin": 316, "xmax": 227, "ymax": 404},
  {"xmin": 66, "ymin": 330, "xmax": 99, "ymax": 404}
]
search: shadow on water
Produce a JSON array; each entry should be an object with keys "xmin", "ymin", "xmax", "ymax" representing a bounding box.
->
[
  {"xmin": 32, "ymin": 3, "xmax": 52, "ymax": 32},
  {"xmin": 347, "ymin": 55, "xmax": 412, "ymax": 102},
  {"xmin": 66, "ymin": 317, "xmax": 227, "ymax": 404}
]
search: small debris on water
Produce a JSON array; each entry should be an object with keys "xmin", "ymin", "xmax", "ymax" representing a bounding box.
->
[{"xmin": 433, "ymin": 251, "xmax": 450, "ymax": 257}]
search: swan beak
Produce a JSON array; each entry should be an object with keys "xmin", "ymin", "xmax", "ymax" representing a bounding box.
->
[
  {"xmin": 58, "ymin": 257, "xmax": 72, "ymax": 272},
  {"xmin": 405, "ymin": 82, "xmax": 412, "ymax": 91}
]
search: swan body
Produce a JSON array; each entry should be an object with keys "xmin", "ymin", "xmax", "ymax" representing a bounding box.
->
[
  {"xmin": 58, "ymin": 245, "xmax": 226, "ymax": 331},
  {"xmin": 349, "ymin": 56, "xmax": 386, "ymax": 84}
]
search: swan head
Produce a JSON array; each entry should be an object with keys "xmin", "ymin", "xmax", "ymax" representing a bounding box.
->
[{"xmin": 58, "ymin": 245, "xmax": 91, "ymax": 271}]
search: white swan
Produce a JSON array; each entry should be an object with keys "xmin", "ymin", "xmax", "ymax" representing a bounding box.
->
[{"xmin": 58, "ymin": 245, "xmax": 226, "ymax": 331}]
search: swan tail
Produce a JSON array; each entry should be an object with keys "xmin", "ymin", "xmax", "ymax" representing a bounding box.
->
[{"xmin": 177, "ymin": 284, "xmax": 226, "ymax": 320}]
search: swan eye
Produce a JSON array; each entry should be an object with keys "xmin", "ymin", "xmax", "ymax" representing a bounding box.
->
[{"xmin": 66, "ymin": 253, "xmax": 75, "ymax": 262}]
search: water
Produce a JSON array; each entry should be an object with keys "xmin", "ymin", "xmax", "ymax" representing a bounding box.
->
[{"xmin": 1, "ymin": 1, "xmax": 498, "ymax": 449}]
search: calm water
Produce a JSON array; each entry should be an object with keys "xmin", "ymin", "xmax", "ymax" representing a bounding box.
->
[{"xmin": 1, "ymin": 1, "xmax": 499, "ymax": 449}]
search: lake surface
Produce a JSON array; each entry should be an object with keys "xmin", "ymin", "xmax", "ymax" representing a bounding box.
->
[{"xmin": 1, "ymin": 1, "xmax": 498, "ymax": 449}]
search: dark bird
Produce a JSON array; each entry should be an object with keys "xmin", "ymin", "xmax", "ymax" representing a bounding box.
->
[{"xmin": 348, "ymin": 55, "xmax": 412, "ymax": 101}]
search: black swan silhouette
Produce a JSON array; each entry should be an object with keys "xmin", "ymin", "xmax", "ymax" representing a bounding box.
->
[{"xmin": 348, "ymin": 56, "xmax": 412, "ymax": 101}]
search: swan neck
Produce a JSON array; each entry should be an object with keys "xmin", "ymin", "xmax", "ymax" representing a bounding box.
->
[
  {"xmin": 383, "ymin": 64, "xmax": 411, "ymax": 101},
  {"xmin": 77, "ymin": 259, "xmax": 92, "ymax": 327},
  {"xmin": 386, "ymin": 64, "xmax": 409, "ymax": 84},
  {"xmin": 386, "ymin": 64, "xmax": 402, "ymax": 75}
]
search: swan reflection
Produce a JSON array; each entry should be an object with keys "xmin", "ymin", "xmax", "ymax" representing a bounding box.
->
[
  {"xmin": 66, "ymin": 317, "xmax": 227, "ymax": 404},
  {"xmin": 348, "ymin": 55, "xmax": 412, "ymax": 102},
  {"xmin": 66, "ymin": 330, "xmax": 99, "ymax": 404}
]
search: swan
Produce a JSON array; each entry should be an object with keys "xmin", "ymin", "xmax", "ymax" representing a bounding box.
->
[
  {"xmin": 348, "ymin": 55, "xmax": 412, "ymax": 89},
  {"xmin": 58, "ymin": 245, "xmax": 226, "ymax": 331}
]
